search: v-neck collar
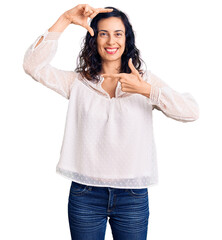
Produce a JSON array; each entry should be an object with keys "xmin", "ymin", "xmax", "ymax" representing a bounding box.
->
[
  {"xmin": 97, "ymin": 74, "xmax": 122, "ymax": 99},
  {"xmin": 78, "ymin": 73, "xmax": 130, "ymax": 100}
]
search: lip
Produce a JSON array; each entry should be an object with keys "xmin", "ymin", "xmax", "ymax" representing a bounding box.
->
[{"xmin": 105, "ymin": 48, "xmax": 119, "ymax": 54}]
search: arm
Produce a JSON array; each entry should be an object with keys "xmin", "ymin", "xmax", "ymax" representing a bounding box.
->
[
  {"xmin": 23, "ymin": 5, "xmax": 113, "ymax": 99},
  {"xmin": 34, "ymin": 14, "xmax": 71, "ymax": 49},
  {"xmin": 22, "ymin": 13, "xmax": 76, "ymax": 99},
  {"xmin": 144, "ymin": 70, "xmax": 200, "ymax": 122}
]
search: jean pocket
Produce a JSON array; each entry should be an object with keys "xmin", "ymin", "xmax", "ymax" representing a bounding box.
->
[
  {"xmin": 128, "ymin": 188, "xmax": 148, "ymax": 197},
  {"xmin": 70, "ymin": 181, "xmax": 89, "ymax": 195}
]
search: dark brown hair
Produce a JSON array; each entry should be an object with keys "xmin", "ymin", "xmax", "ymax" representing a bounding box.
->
[{"xmin": 75, "ymin": 7, "xmax": 146, "ymax": 82}]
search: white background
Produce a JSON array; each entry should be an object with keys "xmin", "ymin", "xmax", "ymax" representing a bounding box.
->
[{"xmin": 1, "ymin": 0, "xmax": 221, "ymax": 239}]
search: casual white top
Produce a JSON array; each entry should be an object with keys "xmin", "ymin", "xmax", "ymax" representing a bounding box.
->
[{"xmin": 23, "ymin": 29, "xmax": 199, "ymax": 189}]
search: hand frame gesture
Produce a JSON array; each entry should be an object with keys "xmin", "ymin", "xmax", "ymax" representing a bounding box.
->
[{"xmin": 65, "ymin": 4, "xmax": 113, "ymax": 36}]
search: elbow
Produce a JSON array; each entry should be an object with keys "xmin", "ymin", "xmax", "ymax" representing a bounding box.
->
[
  {"xmin": 170, "ymin": 104, "xmax": 200, "ymax": 123},
  {"xmin": 22, "ymin": 46, "xmax": 37, "ymax": 76},
  {"xmin": 186, "ymin": 113, "xmax": 199, "ymax": 122},
  {"xmin": 23, "ymin": 61, "xmax": 29, "ymax": 75},
  {"xmin": 23, "ymin": 61, "xmax": 33, "ymax": 77},
  {"xmin": 23, "ymin": 56, "xmax": 36, "ymax": 77},
  {"xmin": 191, "ymin": 110, "xmax": 200, "ymax": 122},
  {"xmin": 182, "ymin": 104, "xmax": 200, "ymax": 122},
  {"xmin": 22, "ymin": 51, "xmax": 31, "ymax": 75},
  {"xmin": 188, "ymin": 95, "xmax": 200, "ymax": 122},
  {"xmin": 180, "ymin": 96, "xmax": 200, "ymax": 122}
]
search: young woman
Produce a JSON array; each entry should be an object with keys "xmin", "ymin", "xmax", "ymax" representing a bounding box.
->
[{"xmin": 23, "ymin": 4, "xmax": 199, "ymax": 240}]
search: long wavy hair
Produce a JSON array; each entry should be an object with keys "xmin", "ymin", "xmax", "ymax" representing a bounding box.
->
[{"xmin": 75, "ymin": 7, "xmax": 146, "ymax": 82}]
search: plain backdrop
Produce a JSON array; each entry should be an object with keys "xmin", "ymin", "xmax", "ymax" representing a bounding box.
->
[{"xmin": 1, "ymin": 0, "xmax": 221, "ymax": 239}]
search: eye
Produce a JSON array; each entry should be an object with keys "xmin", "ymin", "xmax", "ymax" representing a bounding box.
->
[
  {"xmin": 115, "ymin": 32, "xmax": 124, "ymax": 38},
  {"xmin": 99, "ymin": 32, "xmax": 108, "ymax": 37}
]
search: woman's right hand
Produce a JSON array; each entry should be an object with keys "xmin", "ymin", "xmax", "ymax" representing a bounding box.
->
[{"xmin": 64, "ymin": 4, "xmax": 113, "ymax": 36}]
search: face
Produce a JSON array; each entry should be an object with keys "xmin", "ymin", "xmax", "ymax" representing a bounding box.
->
[{"xmin": 96, "ymin": 17, "xmax": 126, "ymax": 63}]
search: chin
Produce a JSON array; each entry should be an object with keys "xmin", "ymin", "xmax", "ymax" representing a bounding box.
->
[{"xmin": 102, "ymin": 54, "xmax": 123, "ymax": 61}]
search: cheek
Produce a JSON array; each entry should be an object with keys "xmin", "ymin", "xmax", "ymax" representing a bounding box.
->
[
  {"xmin": 97, "ymin": 40, "xmax": 105, "ymax": 51},
  {"xmin": 120, "ymin": 38, "xmax": 126, "ymax": 48},
  {"xmin": 96, "ymin": 44, "xmax": 102, "ymax": 54},
  {"xmin": 120, "ymin": 41, "xmax": 126, "ymax": 52}
]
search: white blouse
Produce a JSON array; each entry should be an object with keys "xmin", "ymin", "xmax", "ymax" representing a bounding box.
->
[{"xmin": 23, "ymin": 29, "xmax": 199, "ymax": 188}]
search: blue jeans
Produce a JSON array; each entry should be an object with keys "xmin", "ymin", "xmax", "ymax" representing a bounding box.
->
[{"xmin": 68, "ymin": 181, "xmax": 150, "ymax": 240}]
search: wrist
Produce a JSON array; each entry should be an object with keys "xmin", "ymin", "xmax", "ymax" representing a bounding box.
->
[
  {"xmin": 48, "ymin": 14, "xmax": 71, "ymax": 33},
  {"xmin": 62, "ymin": 11, "xmax": 72, "ymax": 24},
  {"xmin": 140, "ymin": 81, "xmax": 151, "ymax": 98}
]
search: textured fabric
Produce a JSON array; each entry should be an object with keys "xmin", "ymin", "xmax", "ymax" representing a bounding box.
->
[
  {"xmin": 23, "ymin": 29, "xmax": 199, "ymax": 188},
  {"xmin": 68, "ymin": 181, "xmax": 149, "ymax": 239}
]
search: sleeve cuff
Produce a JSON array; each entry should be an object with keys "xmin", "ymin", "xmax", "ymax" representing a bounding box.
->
[
  {"xmin": 150, "ymin": 85, "xmax": 161, "ymax": 105},
  {"xmin": 43, "ymin": 29, "xmax": 62, "ymax": 40},
  {"xmin": 31, "ymin": 29, "xmax": 62, "ymax": 51}
]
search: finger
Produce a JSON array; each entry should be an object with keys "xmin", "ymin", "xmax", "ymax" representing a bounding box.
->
[
  {"xmin": 87, "ymin": 7, "xmax": 112, "ymax": 19},
  {"xmin": 102, "ymin": 73, "xmax": 124, "ymax": 79},
  {"xmin": 96, "ymin": 8, "xmax": 113, "ymax": 14},
  {"xmin": 128, "ymin": 58, "xmax": 137, "ymax": 74},
  {"xmin": 84, "ymin": 4, "xmax": 89, "ymax": 13},
  {"xmin": 83, "ymin": 23, "xmax": 94, "ymax": 36},
  {"xmin": 84, "ymin": 11, "xmax": 93, "ymax": 17},
  {"xmin": 89, "ymin": 10, "xmax": 99, "ymax": 19},
  {"xmin": 84, "ymin": 8, "xmax": 93, "ymax": 17},
  {"xmin": 128, "ymin": 58, "xmax": 140, "ymax": 77}
]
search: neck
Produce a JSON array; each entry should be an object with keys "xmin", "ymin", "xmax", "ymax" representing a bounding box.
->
[{"xmin": 100, "ymin": 60, "xmax": 121, "ymax": 75}]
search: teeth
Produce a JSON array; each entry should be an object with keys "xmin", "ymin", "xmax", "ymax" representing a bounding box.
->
[{"xmin": 106, "ymin": 48, "xmax": 117, "ymax": 52}]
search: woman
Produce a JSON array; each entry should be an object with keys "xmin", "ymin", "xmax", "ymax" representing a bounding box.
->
[{"xmin": 23, "ymin": 4, "xmax": 199, "ymax": 240}]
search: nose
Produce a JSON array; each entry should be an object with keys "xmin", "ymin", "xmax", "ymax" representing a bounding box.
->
[{"xmin": 107, "ymin": 35, "xmax": 115, "ymax": 45}]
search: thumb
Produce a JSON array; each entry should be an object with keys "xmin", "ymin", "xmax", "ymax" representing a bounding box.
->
[
  {"xmin": 128, "ymin": 58, "xmax": 138, "ymax": 75},
  {"xmin": 83, "ymin": 23, "xmax": 94, "ymax": 36}
]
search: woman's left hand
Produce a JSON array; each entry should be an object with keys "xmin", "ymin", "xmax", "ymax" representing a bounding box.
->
[{"xmin": 102, "ymin": 58, "xmax": 151, "ymax": 96}]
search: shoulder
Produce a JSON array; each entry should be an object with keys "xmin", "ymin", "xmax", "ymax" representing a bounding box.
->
[
  {"xmin": 70, "ymin": 71, "xmax": 82, "ymax": 81},
  {"xmin": 70, "ymin": 71, "xmax": 98, "ymax": 85}
]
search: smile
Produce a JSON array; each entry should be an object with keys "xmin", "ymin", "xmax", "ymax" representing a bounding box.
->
[{"xmin": 105, "ymin": 48, "xmax": 118, "ymax": 54}]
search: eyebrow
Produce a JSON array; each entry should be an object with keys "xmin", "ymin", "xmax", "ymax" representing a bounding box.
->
[{"xmin": 98, "ymin": 30, "xmax": 125, "ymax": 33}]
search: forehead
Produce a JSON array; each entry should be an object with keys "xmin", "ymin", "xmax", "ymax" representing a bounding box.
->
[{"xmin": 97, "ymin": 17, "xmax": 125, "ymax": 31}]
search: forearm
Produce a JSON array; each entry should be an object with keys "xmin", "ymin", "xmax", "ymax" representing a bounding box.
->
[
  {"xmin": 140, "ymin": 81, "xmax": 151, "ymax": 98},
  {"xmin": 48, "ymin": 13, "xmax": 71, "ymax": 32},
  {"xmin": 147, "ymin": 71, "xmax": 199, "ymax": 122},
  {"xmin": 34, "ymin": 13, "xmax": 70, "ymax": 49}
]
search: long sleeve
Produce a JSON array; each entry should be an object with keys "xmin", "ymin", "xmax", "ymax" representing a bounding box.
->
[
  {"xmin": 23, "ymin": 29, "xmax": 76, "ymax": 99},
  {"xmin": 144, "ymin": 70, "xmax": 200, "ymax": 122}
]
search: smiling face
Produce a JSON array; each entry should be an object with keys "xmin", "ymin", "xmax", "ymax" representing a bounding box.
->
[{"xmin": 96, "ymin": 17, "xmax": 126, "ymax": 64}]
